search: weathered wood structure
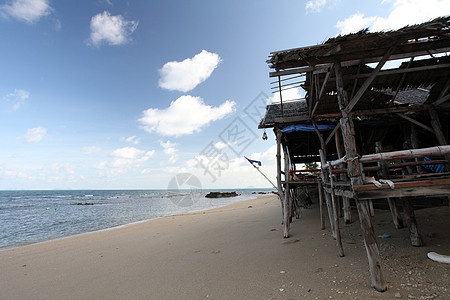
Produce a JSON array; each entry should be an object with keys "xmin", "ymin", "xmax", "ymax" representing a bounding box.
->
[{"xmin": 259, "ymin": 17, "xmax": 450, "ymax": 292}]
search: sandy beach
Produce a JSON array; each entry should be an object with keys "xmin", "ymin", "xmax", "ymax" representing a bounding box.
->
[{"xmin": 0, "ymin": 195, "xmax": 449, "ymax": 299}]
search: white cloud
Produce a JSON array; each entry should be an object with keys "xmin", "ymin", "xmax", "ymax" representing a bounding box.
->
[
  {"xmin": 110, "ymin": 147, "xmax": 155, "ymax": 168},
  {"xmin": 3, "ymin": 169, "xmax": 35, "ymax": 180},
  {"xmin": 120, "ymin": 135, "xmax": 140, "ymax": 145},
  {"xmin": 5, "ymin": 88, "xmax": 29, "ymax": 110},
  {"xmin": 158, "ymin": 50, "xmax": 221, "ymax": 92},
  {"xmin": 0, "ymin": 0, "xmax": 52, "ymax": 24},
  {"xmin": 139, "ymin": 95, "xmax": 236, "ymax": 137},
  {"xmin": 82, "ymin": 146, "xmax": 102, "ymax": 155},
  {"xmin": 335, "ymin": 13, "xmax": 378, "ymax": 35},
  {"xmin": 305, "ymin": 0, "xmax": 339, "ymax": 14},
  {"xmin": 268, "ymin": 87, "xmax": 304, "ymax": 103},
  {"xmin": 336, "ymin": 0, "xmax": 450, "ymax": 35},
  {"xmin": 160, "ymin": 140, "xmax": 177, "ymax": 163},
  {"xmin": 88, "ymin": 11, "xmax": 138, "ymax": 47},
  {"xmin": 21, "ymin": 126, "xmax": 46, "ymax": 143},
  {"xmin": 305, "ymin": 0, "xmax": 327, "ymax": 14}
]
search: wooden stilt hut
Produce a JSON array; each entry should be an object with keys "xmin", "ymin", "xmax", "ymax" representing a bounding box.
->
[{"xmin": 259, "ymin": 17, "xmax": 450, "ymax": 292}]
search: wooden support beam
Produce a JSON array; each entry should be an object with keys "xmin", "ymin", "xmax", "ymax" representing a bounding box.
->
[
  {"xmin": 325, "ymin": 123, "xmax": 341, "ymax": 145},
  {"xmin": 335, "ymin": 62, "xmax": 363, "ymax": 186},
  {"xmin": 326, "ymin": 157, "xmax": 345, "ymax": 257},
  {"xmin": 433, "ymin": 94, "xmax": 450, "ymax": 107},
  {"xmin": 397, "ymin": 113, "xmax": 434, "ymax": 133},
  {"xmin": 275, "ymin": 128, "xmax": 285, "ymax": 214},
  {"xmin": 402, "ymin": 199, "xmax": 423, "ymax": 247},
  {"xmin": 336, "ymin": 60, "xmax": 386, "ymax": 292},
  {"xmin": 336, "ymin": 131, "xmax": 352, "ymax": 224},
  {"xmin": 318, "ymin": 179, "xmax": 325, "ymax": 230},
  {"xmin": 319, "ymin": 149, "xmax": 337, "ymax": 240},
  {"xmin": 356, "ymin": 200, "xmax": 387, "ymax": 292},
  {"xmin": 282, "ymin": 142, "xmax": 291, "ymax": 238},
  {"xmin": 311, "ymin": 64, "xmax": 334, "ymax": 117},
  {"xmin": 344, "ymin": 47, "xmax": 394, "ymax": 114}
]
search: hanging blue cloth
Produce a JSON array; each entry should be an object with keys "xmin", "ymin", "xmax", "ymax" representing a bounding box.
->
[
  {"xmin": 423, "ymin": 157, "xmax": 445, "ymax": 173},
  {"xmin": 281, "ymin": 124, "xmax": 335, "ymax": 133}
]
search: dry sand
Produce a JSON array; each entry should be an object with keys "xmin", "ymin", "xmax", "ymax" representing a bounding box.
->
[{"xmin": 0, "ymin": 195, "xmax": 449, "ymax": 299}]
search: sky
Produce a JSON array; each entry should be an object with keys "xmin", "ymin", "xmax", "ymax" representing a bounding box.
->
[{"xmin": 1, "ymin": 0, "xmax": 449, "ymax": 190}]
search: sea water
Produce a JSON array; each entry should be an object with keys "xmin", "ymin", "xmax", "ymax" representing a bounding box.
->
[{"xmin": 0, "ymin": 189, "xmax": 273, "ymax": 249}]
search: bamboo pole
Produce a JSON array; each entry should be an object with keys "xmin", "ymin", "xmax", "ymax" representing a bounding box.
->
[{"xmin": 360, "ymin": 145, "xmax": 450, "ymax": 163}]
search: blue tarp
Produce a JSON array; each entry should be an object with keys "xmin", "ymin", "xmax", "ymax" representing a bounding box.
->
[{"xmin": 281, "ymin": 124, "xmax": 335, "ymax": 133}]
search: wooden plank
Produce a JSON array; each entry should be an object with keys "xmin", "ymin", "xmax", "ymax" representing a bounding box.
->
[
  {"xmin": 323, "ymin": 186, "xmax": 355, "ymax": 198},
  {"xmin": 357, "ymin": 184, "xmax": 450, "ymax": 199},
  {"xmin": 354, "ymin": 178, "xmax": 450, "ymax": 191}
]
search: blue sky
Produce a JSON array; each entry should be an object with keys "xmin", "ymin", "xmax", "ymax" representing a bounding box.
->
[{"xmin": 1, "ymin": 0, "xmax": 449, "ymax": 190}]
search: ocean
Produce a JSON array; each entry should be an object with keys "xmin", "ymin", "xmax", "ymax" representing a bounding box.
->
[{"xmin": 0, "ymin": 189, "xmax": 273, "ymax": 249}]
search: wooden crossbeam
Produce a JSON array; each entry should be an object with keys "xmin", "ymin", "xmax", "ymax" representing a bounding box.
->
[
  {"xmin": 344, "ymin": 47, "xmax": 394, "ymax": 114},
  {"xmin": 397, "ymin": 113, "xmax": 434, "ymax": 133},
  {"xmin": 311, "ymin": 64, "xmax": 334, "ymax": 118}
]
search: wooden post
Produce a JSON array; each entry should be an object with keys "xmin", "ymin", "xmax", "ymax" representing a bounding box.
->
[
  {"xmin": 335, "ymin": 62, "xmax": 387, "ymax": 292},
  {"xmin": 275, "ymin": 128, "xmax": 284, "ymax": 213},
  {"xmin": 376, "ymin": 141, "xmax": 404, "ymax": 229},
  {"xmin": 336, "ymin": 131, "xmax": 352, "ymax": 223},
  {"xmin": 314, "ymin": 122, "xmax": 336, "ymax": 238},
  {"xmin": 318, "ymin": 178, "xmax": 325, "ymax": 230},
  {"xmin": 282, "ymin": 142, "xmax": 291, "ymax": 238},
  {"xmin": 402, "ymin": 198, "xmax": 423, "ymax": 247},
  {"xmin": 324, "ymin": 151, "xmax": 345, "ymax": 257},
  {"xmin": 319, "ymin": 150, "xmax": 340, "ymax": 244}
]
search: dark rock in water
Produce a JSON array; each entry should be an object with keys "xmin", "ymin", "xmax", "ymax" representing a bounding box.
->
[
  {"xmin": 75, "ymin": 202, "xmax": 95, "ymax": 205},
  {"xmin": 258, "ymin": 192, "xmax": 267, "ymax": 194},
  {"xmin": 205, "ymin": 192, "xmax": 238, "ymax": 198}
]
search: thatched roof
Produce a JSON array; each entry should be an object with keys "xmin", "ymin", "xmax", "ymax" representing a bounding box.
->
[{"xmin": 268, "ymin": 16, "xmax": 450, "ymax": 71}]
